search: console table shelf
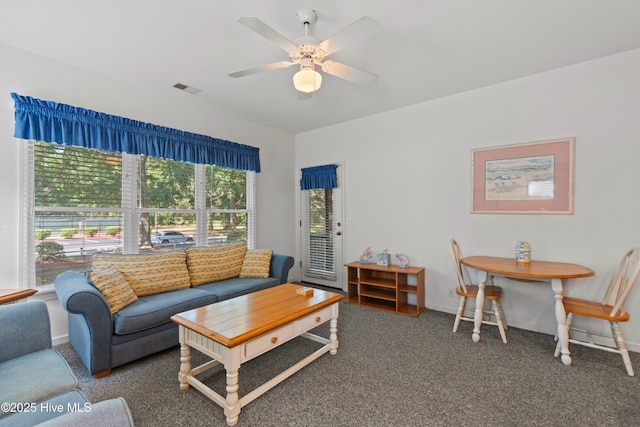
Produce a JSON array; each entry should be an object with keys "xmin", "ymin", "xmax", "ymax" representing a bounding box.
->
[{"xmin": 345, "ymin": 262, "xmax": 425, "ymax": 316}]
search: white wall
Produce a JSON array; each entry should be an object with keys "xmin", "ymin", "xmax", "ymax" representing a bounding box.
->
[
  {"xmin": 4, "ymin": 40, "xmax": 640, "ymax": 352},
  {"xmin": 0, "ymin": 43, "xmax": 296, "ymax": 342},
  {"xmin": 294, "ymin": 49, "xmax": 640, "ymax": 351}
]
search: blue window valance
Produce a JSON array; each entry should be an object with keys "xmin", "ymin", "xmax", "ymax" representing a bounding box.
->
[
  {"xmin": 300, "ymin": 164, "xmax": 338, "ymax": 190},
  {"xmin": 11, "ymin": 93, "xmax": 261, "ymax": 172}
]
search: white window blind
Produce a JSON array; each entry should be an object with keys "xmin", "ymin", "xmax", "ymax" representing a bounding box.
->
[{"xmin": 302, "ymin": 188, "xmax": 336, "ymax": 280}]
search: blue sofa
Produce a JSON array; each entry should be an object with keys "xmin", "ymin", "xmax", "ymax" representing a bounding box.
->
[
  {"xmin": 55, "ymin": 252, "xmax": 294, "ymax": 377},
  {"xmin": 0, "ymin": 301, "xmax": 134, "ymax": 426}
]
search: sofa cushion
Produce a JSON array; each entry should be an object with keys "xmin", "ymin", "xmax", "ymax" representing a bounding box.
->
[
  {"xmin": 0, "ymin": 390, "xmax": 89, "ymax": 427},
  {"xmin": 0, "ymin": 350, "xmax": 77, "ymax": 418},
  {"xmin": 88, "ymin": 266, "xmax": 138, "ymax": 314},
  {"xmin": 93, "ymin": 250, "xmax": 191, "ymax": 296},
  {"xmin": 113, "ymin": 288, "xmax": 218, "ymax": 335},
  {"xmin": 239, "ymin": 249, "xmax": 273, "ymax": 278},
  {"xmin": 186, "ymin": 242, "xmax": 247, "ymax": 286},
  {"xmin": 195, "ymin": 276, "xmax": 281, "ymax": 301}
]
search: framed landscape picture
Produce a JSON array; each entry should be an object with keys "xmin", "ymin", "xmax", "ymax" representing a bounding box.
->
[{"xmin": 471, "ymin": 138, "xmax": 575, "ymax": 214}]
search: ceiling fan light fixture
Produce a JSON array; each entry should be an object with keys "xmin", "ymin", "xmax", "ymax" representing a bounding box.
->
[
  {"xmin": 232, "ymin": 12, "xmax": 380, "ymax": 94},
  {"xmin": 293, "ymin": 67, "xmax": 322, "ymax": 93}
]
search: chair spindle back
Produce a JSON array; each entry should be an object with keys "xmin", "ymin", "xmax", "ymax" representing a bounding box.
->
[
  {"xmin": 604, "ymin": 248, "xmax": 640, "ymax": 316},
  {"xmin": 450, "ymin": 239, "xmax": 470, "ymax": 294}
]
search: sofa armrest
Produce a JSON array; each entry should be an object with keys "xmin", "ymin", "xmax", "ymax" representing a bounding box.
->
[
  {"xmin": 270, "ymin": 253, "xmax": 295, "ymax": 284},
  {"xmin": 0, "ymin": 301, "xmax": 51, "ymax": 363},
  {"xmin": 35, "ymin": 397, "xmax": 134, "ymax": 427},
  {"xmin": 54, "ymin": 271, "xmax": 114, "ymax": 376}
]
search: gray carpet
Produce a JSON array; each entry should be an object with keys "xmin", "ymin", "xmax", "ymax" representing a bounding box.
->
[{"xmin": 55, "ymin": 300, "xmax": 640, "ymax": 426}]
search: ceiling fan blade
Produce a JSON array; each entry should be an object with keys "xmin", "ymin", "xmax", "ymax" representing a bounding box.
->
[
  {"xmin": 229, "ymin": 61, "xmax": 296, "ymax": 78},
  {"xmin": 319, "ymin": 17, "xmax": 380, "ymax": 55},
  {"xmin": 321, "ymin": 60, "xmax": 378, "ymax": 86},
  {"xmin": 238, "ymin": 17, "xmax": 298, "ymax": 52}
]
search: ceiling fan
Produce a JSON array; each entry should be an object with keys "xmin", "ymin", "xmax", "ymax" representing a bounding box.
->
[{"xmin": 228, "ymin": 9, "xmax": 380, "ymax": 97}]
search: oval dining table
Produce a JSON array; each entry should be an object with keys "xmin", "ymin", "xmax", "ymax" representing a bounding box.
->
[{"xmin": 460, "ymin": 256, "xmax": 595, "ymax": 366}]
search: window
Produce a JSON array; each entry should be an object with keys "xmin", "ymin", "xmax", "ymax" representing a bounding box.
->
[
  {"xmin": 299, "ymin": 163, "xmax": 342, "ymax": 288},
  {"xmin": 302, "ymin": 188, "xmax": 336, "ymax": 281},
  {"xmin": 23, "ymin": 141, "xmax": 255, "ymax": 288}
]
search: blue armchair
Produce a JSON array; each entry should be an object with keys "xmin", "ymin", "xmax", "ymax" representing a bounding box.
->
[{"xmin": 0, "ymin": 301, "xmax": 134, "ymax": 426}]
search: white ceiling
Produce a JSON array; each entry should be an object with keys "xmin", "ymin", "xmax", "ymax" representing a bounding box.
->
[{"xmin": 1, "ymin": 0, "xmax": 640, "ymax": 134}]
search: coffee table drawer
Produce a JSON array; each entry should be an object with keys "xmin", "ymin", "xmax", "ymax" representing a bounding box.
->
[
  {"xmin": 298, "ymin": 306, "xmax": 332, "ymax": 332},
  {"xmin": 245, "ymin": 323, "xmax": 296, "ymax": 359}
]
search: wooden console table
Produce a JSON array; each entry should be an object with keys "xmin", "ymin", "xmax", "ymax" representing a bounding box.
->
[
  {"xmin": 0, "ymin": 289, "xmax": 37, "ymax": 304},
  {"xmin": 345, "ymin": 262, "xmax": 425, "ymax": 316}
]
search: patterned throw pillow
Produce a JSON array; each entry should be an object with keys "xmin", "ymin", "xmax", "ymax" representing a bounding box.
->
[
  {"xmin": 88, "ymin": 266, "xmax": 138, "ymax": 314},
  {"xmin": 186, "ymin": 242, "xmax": 248, "ymax": 286},
  {"xmin": 92, "ymin": 250, "xmax": 191, "ymax": 296},
  {"xmin": 239, "ymin": 249, "xmax": 273, "ymax": 278}
]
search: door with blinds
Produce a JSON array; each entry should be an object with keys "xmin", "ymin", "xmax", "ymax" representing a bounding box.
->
[{"xmin": 300, "ymin": 164, "xmax": 343, "ymax": 289}]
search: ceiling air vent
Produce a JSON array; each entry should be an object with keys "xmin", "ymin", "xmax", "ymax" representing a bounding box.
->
[{"xmin": 173, "ymin": 83, "xmax": 201, "ymax": 95}]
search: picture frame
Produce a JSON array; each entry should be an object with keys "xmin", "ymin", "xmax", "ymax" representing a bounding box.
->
[{"xmin": 471, "ymin": 138, "xmax": 575, "ymax": 214}]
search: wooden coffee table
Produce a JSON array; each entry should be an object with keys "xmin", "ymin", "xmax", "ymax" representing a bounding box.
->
[{"xmin": 170, "ymin": 283, "xmax": 343, "ymax": 426}]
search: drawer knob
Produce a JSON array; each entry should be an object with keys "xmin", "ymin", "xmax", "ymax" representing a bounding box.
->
[
  {"xmin": 315, "ymin": 316, "xmax": 321, "ymax": 323},
  {"xmin": 271, "ymin": 337, "xmax": 278, "ymax": 344}
]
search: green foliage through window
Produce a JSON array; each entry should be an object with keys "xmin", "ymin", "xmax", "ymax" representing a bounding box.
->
[
  {"xmin": 59, "ymin": 228, "xmax": 77, "ymax": 239},
  {"xmin": 35, "ymin": 142, "xmax": 121, "ymax": 208},
  {"xmin": 36, "ymin": 242, "xmax": 66, "ymax": 261},
  {"xmin": 35, "ymin": 229, "xmax": 52, "ymax": 240}
]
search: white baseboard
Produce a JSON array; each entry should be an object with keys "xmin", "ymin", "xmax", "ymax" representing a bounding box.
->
[
  {"xmin": 426, "ymin": 303, "xmax": 640, "ymax": 353},
  {"xmin": 52, "ymin": 334, "xmax": 69, "ymax": 346}
]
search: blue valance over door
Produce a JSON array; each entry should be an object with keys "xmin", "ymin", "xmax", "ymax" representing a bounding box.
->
[
  {"xmin": 11, "ymin": 93, "xmax": 261, "ymax": 172},
  {"xmin": 300, "ymin": 164, "xmax": 338, "ymax": 190}
]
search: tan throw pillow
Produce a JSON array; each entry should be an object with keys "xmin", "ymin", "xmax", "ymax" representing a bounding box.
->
[
  {"xmin": 88, "ymin": 266, "xmax": 138, "ymax": 314},
  {"xmin": 186, "ymin": 242, "xmax": 248, "ymax": 286},
  {"xmin": 239, "ymin": 249, "xmax": 273, "ymax": 278},
  {"xmin": 92, "ymin": 251, "xmax": 191, "ymax": 296}
]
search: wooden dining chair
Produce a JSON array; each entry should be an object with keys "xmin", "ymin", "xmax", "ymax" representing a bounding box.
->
[
  {"xmin": 450, "ymin": 239, "xmax": 508, "ymax": 343},
  {"xmin": 554, "ymin": 248, "xmax": 640, "ymax": 376}
]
